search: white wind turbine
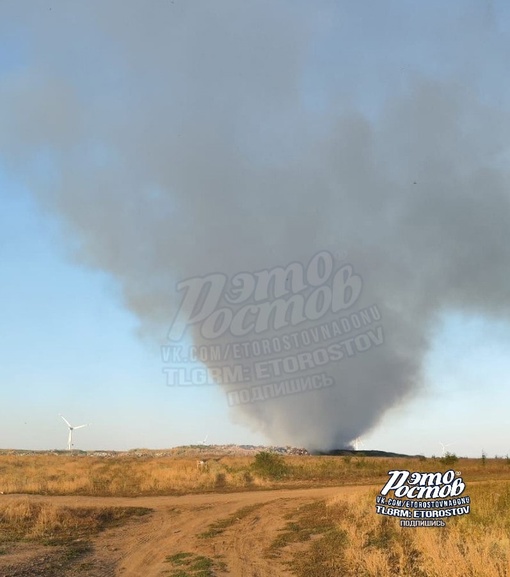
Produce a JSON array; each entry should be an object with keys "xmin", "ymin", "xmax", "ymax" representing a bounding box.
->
[
  {"xmin": 202, "ymin": 433, "xmax": 209, "ymax": 445},
  {"xmin": 60, "ymin": 415, "xmax": 89, "ymax": 450},
  {"xmin": 439, "ymin": 442, "xmax": 452, "ymax": 457}
]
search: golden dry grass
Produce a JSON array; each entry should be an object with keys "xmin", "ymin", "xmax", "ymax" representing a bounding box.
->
[
  {"xmin": 0, "ymin": 454, "xmax": 267, "ymax": 495},
  {"xmin": 0, "ymin": 498, "xmax": 150, "ymax": 543},
  {"xmin": 0, "ymin": 452, "xmax": 509, "ymax": 496},
  {"xmin": 278, "ymin": 481, "xmax": 510, "ymax": 577}
]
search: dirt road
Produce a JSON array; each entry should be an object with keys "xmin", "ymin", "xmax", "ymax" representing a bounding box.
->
[{"xmin": 0, "ymin": 485, "xmax": 373, "ymax": 576}]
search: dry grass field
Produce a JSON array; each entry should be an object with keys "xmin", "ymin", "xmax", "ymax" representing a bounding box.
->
[
  {"xmin": 0, "ymin": 450, "xmax": 509, "ymax": 496},
  {"xmin": 0, "ymin": 451, "xmax": 509, "ymax": 576},
  {"xmin": 270, "ymin": 481, "xmax": 510, "ymax": 577}
]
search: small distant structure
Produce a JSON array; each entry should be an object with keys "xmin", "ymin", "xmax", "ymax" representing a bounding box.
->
[
  {"xmin": 439, "ymin": 442, "xmax": 453, "ymax": 457},
  {"xmin": 353, "ymin": 438, "xmax": 364, "ymax": 451},
  {"xmin": 59, "ymin": 415, "xmax": 89, "ymax": 451},
  {"xmin": 196, "ymin": 459, "xmax": 209, "ymax": 470}
]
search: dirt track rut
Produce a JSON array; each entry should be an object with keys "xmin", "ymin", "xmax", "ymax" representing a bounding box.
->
[{"xmin": 0, "ymin": 485, "xmax": 373, "ymax": 576}]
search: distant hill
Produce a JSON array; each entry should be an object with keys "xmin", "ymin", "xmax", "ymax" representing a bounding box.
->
[
  {"xmin": 0, "ymin": 446, "xmax": 420, "ymax": 458},
  {"xmin": 311, "ymin": 449, "xmax": 420, "ymax": 458}
]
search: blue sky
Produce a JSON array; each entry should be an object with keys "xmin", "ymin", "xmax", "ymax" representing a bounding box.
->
[
  {"xmin": 0, "ymin": 178, "xmax": 258, "ymax": 450},
  {"xmin": 1, "ymin": 1, "xmax": 509, "ymax": 456}
]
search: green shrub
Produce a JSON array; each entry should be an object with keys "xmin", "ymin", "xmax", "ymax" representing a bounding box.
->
[
  {"xmin": 440, "ymin": 452, "xmax": 458, "ymax": 465},
  {"xmin": 252, "ymin": 452, "xmax": 289, "ymax": 480},
  {"xmin": 215, "ymin": 473, "xmax": 226, "ymax": 488}
]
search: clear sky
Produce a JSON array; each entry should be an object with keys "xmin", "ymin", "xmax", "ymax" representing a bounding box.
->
[{"xmin": 1, "ymin": 1, "xmax": 509, "ymax": 457}]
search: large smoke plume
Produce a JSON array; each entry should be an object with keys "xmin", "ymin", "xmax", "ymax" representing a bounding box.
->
[{"xmin": 1, "ymin": 1, "xmax": 509, "ymax": 449}]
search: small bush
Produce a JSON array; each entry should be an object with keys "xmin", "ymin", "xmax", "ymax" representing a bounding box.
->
[
  {"xmin": 440, "ymin": 452, "xmax": 458, "ymax": 465},
  {"xmin": 215, "ymin": 473, "xmax": 226, "ymax": 488},
  {"xmin": 252, "ymin": 452, "xmax": 289, "ymax": 480}
]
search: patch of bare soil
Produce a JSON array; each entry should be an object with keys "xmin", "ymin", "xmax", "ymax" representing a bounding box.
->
[{"xmin": 0, "ymin": 485, "xmax": 371, "ymax": 576}]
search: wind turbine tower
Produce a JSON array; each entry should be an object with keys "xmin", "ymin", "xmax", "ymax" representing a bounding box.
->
[
  {"xmin": 439, "ymin": 442, "xmax": 452, "ymax": 457},
  {"xmin": 59, "ymin": 415, "xmax": 89, "ymax": 451}
]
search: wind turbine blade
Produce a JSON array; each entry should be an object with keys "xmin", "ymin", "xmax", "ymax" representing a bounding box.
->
[
  {"xmin": 73, "ymin": 424, "xmax": 88, "ymax": 430},
  {"xmin": 60, "ymin": 415, "xmax": 72, "ymax": 428}
]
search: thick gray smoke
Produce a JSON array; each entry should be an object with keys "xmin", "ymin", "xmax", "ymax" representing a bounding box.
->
[{"xmin": 1, "ymin": 1, "xmax": 509, "ymax": 449}]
